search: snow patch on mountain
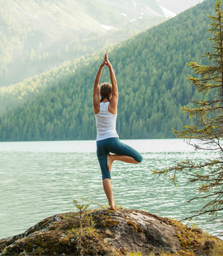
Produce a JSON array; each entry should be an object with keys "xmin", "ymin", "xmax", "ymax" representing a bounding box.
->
[
  {"xmin": 160, "ymin": 6, "xmax": 176, "ymax": 18},
  {"xmin": 132, "ymin": 0, "xmax": 137, "ymax": 8},
  {"xmin": 100, "ymin": 24, "xmax": 113, "ymax": 31}
]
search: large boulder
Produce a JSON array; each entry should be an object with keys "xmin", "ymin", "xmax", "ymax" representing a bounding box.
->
[{"xmin": 0, "ymin": 208, "xmax": 221, "ymax": 255}]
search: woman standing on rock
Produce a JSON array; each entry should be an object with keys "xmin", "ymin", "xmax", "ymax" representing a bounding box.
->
[{"xmin": 93, "ymin": 53, "xmax": 143, "ymax": 210}]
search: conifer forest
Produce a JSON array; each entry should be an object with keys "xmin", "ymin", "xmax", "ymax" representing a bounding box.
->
[{"xmin": 0, "ymin": 0, "xmax": 215, "ymax": 141}]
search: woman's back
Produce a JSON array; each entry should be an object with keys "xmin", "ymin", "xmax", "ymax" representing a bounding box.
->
[{"xmin": 95, "ymin": 102, "xmax": 119, "ymax": 141}]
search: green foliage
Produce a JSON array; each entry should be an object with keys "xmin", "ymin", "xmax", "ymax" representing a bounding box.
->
[
  {"xmin": 73, "ymin": 199, "xmax": 95, "ymax": 256},
  {"xmin": 152, "ymin": 0, "xmax": 223, "ymax": 227},
  {"xmin": 0, "ymin": 0, "xmax": 216, "ymax": 141},
  {"xmin": 81, "ymin": 197, "xmax": 105, "ymax": 209}
]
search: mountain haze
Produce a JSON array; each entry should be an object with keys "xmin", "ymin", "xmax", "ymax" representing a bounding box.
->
[
  {"xmin": 0, "ymin": 0, "xmax": 166, "ymax": 87},
  {"xmin": 0, "ymin": 0, "xmax": 215, "ymax": 141},
  {"xmin": 157, "ymin": 0, "xmax": 204, "ymax": 14}
]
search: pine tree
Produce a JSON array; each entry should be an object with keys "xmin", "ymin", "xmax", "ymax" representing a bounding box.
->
[{"xmin": 152, "ymin": 0, "xmax": 223, "ymax": 226}]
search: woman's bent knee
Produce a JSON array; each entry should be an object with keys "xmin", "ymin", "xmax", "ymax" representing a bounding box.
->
[
  {"xmin": 135, "ymin": 153, "xmax": 143, "ymax": 163},
  {"xmin": 102, "ymin": 171, "xmax": 111, "ymax": 180}
]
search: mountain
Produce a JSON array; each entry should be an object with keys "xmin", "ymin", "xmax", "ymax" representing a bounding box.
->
[
  {"xmin": 103, "ymin": 0, "xmax": 164, "ymax": 18},
  {"xmin": 157, "ymin": 0, "xmax": 205, "ymax": 14},
  {"xmin": 0, "ymin": 0, "xmax": 166, "ymax": 87},
  {"xmin": 0, "ymin": 0, "xmax": 215, "ymax": 141}
]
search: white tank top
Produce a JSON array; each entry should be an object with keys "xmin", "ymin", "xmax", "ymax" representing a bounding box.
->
[{"xmin": 95, "ymin": 102, "xmax": 119, "ymax": 141}]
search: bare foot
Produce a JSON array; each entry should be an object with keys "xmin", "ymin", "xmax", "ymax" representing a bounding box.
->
[
  {"xmin": 107, "ymin": 154, "xmax": 113, "ymax": 172},
  {"xmin": 108, "ymin": 201, "xmax": 115, "ymax": 210}
]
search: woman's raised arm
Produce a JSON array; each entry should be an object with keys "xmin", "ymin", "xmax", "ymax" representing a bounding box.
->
[
  {"xmin": 105, "ymin": 54, "xmax": 118, "ymax": 114},
  {"xmin": 93, "ymin": 62, "xmax": 105, "ymax": 114}
]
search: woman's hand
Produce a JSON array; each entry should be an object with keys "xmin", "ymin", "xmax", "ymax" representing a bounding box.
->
[
  {"xmin": 104, "ymin": 53, "xmax": 111, "ymax": 67},
  {"xmin": 100, "ymin": 61, "xmax": 105, "ymax": 68},
  {"xmin": 99, "ymin": 53, "xmax": 111, "ymax": 68},
  {"xmin": 100, "ymin": 55, "xmax": 107, "ymax": 67}
]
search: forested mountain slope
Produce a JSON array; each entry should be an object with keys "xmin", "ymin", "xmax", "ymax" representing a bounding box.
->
[
  {"xmin": 0, "ymin": 0, "xmax": 214, "ymax": 141},
  {"xmin": 0, "ymin": 0, "xmax": 166, "ymax": 87}
]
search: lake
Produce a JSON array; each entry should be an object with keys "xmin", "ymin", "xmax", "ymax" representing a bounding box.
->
[{"xmin": 0, "ymin": 139, "xmax": 222, "ymax": 239}]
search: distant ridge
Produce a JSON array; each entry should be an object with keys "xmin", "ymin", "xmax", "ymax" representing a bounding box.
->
[
  {"xmin": 157, "ymin": 0, "xmax": 204, "ymax": 13},
  {"xmin": 0, "ymin": 0, "xmax": 166, "ymax": 88}
]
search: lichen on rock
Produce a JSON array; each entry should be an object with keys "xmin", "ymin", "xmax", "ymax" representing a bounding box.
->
[{"xmin": 0, "ymin": 208, "xmax": 222, "ymax": 256}]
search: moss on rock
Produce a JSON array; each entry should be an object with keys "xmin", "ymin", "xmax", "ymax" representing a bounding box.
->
[{"xmin": 0, "ymin": 208, "xmax": 222, "ymax": 256}]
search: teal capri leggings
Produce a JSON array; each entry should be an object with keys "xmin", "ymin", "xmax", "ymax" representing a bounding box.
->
[{"xmin": 96, "ymin": 137, "xmax": 143, "ymax": 180}]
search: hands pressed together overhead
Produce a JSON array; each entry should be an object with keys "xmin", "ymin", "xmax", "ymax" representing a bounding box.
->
[
  {"xmin": 93, "ymin": 52, "xmax": 118, "ymax": 114},
  {"xmin": 101, "ymin": 53, "xmax": 111, "ymax": 67}
]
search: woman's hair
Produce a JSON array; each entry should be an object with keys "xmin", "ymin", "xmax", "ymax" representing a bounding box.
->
[{"xmin": 100, "ymin": 83, "xmax": 112, "ymax": 102}]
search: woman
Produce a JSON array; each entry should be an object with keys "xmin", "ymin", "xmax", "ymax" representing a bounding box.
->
[{"xmin": 93, "ymin": 53, "xmax": 143, "ymax": 210}]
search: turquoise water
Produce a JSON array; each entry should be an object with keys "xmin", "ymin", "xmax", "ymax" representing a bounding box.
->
[{"xmin": 0, "ymin": 139, "xmax": 222, "ymax": 239}]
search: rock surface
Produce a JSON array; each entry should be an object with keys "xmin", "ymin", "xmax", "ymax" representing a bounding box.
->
[{"xmin": 0, "ymin": 208, "xmax": 221, "ymax": 255}]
